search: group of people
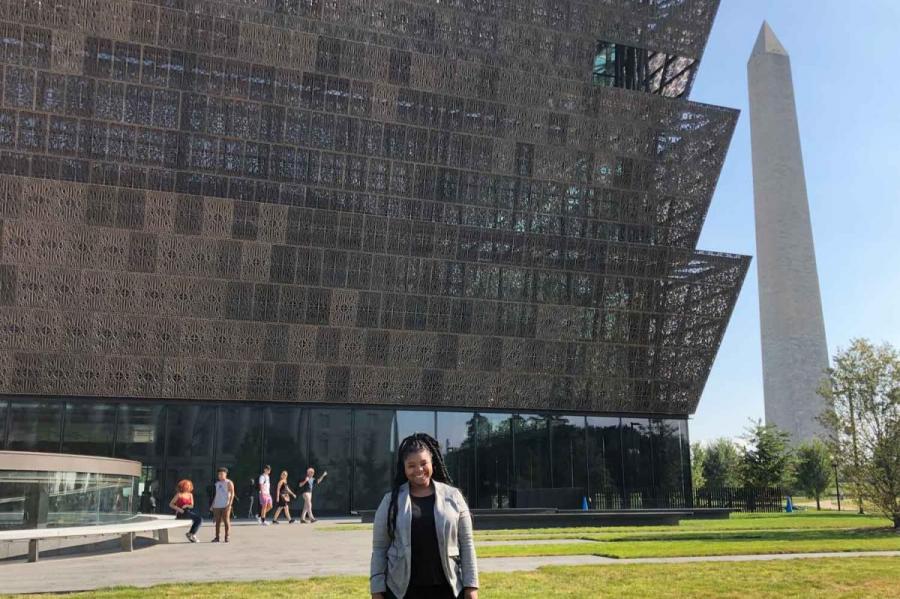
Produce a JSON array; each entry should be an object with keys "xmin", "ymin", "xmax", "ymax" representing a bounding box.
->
[
  {"xmin": 166, "ymin": 464, "xmax": 327, "ymax": 543},
  {"xmin": 255, "ymin": 465, "xmax": 327, "ymax": 525},
  {"xmin": 166, "ymin": 433, "xmax": 481, "ymax": 599}
]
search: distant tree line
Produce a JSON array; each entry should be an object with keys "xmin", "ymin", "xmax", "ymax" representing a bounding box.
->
[{"xmin": 691, "ymin": 338, "xmax": 900, "ymax": 529}]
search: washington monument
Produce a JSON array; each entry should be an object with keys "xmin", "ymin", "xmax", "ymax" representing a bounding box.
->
[{"xmin": 748, "ymin": 22, "xmax": 829, "ymax": 442}]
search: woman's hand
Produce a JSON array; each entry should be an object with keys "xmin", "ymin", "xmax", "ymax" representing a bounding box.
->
[
  {"xmin": 175, "ymin": 507, "xmax": 184, "ymax": 514},
  {"xmin": 464, "ymin": 588, "xmax": 478, "ymax": 599}
]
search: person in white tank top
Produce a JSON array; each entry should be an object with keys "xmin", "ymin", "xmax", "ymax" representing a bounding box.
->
[{"xmin": 211, "ymin": 467, "xmax": 235, "ymax": 542}]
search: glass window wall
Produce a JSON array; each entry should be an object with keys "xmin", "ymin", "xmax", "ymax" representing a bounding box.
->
[
  {"xmin": 217, "ymin": 406, "xmax": 263, "ymax": 503},
  {"xmin": 0, "ymin": 400, "xmax": 7, "ymax": 449},
  {"xmin": 353, "ymin": 408, "xmax": 394, "ymax": 510},
  {"xmin": 436, "ymin": 411, "xmax": 476, "ymax": 504},
  {"xmin": 164, "ymin": 404, "xmax": 216, "ymax": 511},
  {"xmin": 394, "ymin": 410, "xmax": 435, "ymax": 447},
  {"xmin": 62, "ymin": 402, "xmax": 117, "ymax": 457},
  {"xmin": 2, "ymin": 398, "xmax": 694, "ymax": 514},
  {"xmin": 550, "ymin": 415, "xmax": 587, "ymax": 491},
  {"xmin": 475, "ymin": 413, "xmax": 513, "ymax": 509},
  {"xmin": 0, "ymin": 470, "xmax": 138, "ymax": 531},
  {"xmin": 586, "ymin": 416, "xmax": 625, "ymax": 509},
  {"xmin": 513, "ymin": 414, "xmax": 550, "ymax": 490},
  {"xmin": 622, "ymin": 418, "xmax": 653, "ymax": 508},
  {"xmin": 8, "ymin": 400, "xmax": 62, "ymax": 453},
  {"xmin": 307, "ymin": 408, "xmax": 352, "ymax": 514}
]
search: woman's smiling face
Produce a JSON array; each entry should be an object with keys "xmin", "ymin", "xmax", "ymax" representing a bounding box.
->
[{"xmin": 404, "ymin": 448, "xmax": 433, "ymax": 489}]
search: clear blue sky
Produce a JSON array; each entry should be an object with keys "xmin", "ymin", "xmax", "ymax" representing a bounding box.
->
[{"xmin": 690, "ymin": 1, "xmax": 900, "ymax": 444}]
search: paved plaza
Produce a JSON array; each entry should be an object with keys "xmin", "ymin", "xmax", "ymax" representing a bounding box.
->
[{"xmin": 2, "ymin": 519, "xmax": 900, "ymax": 594}]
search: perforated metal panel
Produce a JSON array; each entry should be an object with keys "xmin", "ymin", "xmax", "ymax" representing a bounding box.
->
[{"xmin": 0, "ymin": 0, "xmax": 747, "ymax": 415}]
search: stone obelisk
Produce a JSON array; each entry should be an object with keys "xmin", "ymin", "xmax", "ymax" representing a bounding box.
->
[{"xmin": 748, "ymin": 22, "xmax": 829, "ymax": 442}]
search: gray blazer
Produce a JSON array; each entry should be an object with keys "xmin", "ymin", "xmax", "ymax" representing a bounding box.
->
[{"xmin": 370, "ymin": 481, "xmax": 479, "ymax": 597}]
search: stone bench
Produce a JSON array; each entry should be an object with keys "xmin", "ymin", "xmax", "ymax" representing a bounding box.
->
[{"xmin": 0, "ymin": 515, "xmax": 192, "ymax": 562}]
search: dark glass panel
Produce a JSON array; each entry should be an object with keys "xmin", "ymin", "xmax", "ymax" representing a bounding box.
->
[
  {"xmin": 216, "ymin": 406, "xmax": 263, "ymax": 503},
  {"xmin": 307, "ymin": 408, "xmax": 352, "ymax": 514},
  {"xmin": 649, "ymin": 418, "xmax": 688, "ymax": 506},
  {"xmin": 115, "ymin": 403, "xmax": 166, "ymax": 464},
  {"xmin": 436, "ymin": 411, "xmax": 476, "ymax": 504},
  {"xmin": 164, "ymin": 404, "xmax": 216, "ymax": 511},
  {"xmin": 513, "ymin": 414, "xmax": 550, "ymax": 494},
  {"xmin": 475, "ymin": 413, "xmax": 513, "ymax": 509},
  {"xmin": 352, "ymin": 408, "xmax": 395, "ymax": 510},
  {"xmin": 679, "ymin": 419, "xmax": 693, "ymax": 502},
  {"xmin": 550, "ymin": 415, "xmax": 587, "ymax": 491},
  {"xmin": 0, "ymin": 400, "xmax": 7, "ymax": 449},
  {"xmin": 263, "ymin": 406, "xmax": 308, "ymax": 483},
  {"xmin": 7, "ymin": 400, "xmax": 62, "ymax": 453},
  {"xmin": 62, "ymin": 402, "xmax": 116, "ymax": 456},
  {"xmin": 622, "ymin": 417, "xmax": 654, "ymax": 508},
  {"xmin": 586, "ymin": 416, "xmax": 625, "ymax": 509}
]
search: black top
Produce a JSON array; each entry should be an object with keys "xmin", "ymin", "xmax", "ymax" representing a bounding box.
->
[{"xmin": 409, "ymin": 493, "xmax": 449, "ymax": 587}]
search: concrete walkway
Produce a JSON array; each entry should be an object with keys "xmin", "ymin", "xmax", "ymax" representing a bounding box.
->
[{"xmin": 1, "ymin": 519, "xmax": 898, "ymax": 595}]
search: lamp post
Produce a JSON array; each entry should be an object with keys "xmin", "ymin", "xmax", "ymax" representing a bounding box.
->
[{"xmin": 831, "ymin": 459, "xmax": 841, "ymax": 512}]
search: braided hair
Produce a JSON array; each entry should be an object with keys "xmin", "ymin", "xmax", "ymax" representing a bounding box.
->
[{"xmin": 387, "ymin": 433, "xmax": 453, "ymax": 542}]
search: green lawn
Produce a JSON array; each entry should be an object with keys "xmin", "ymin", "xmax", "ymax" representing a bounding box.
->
[
  {"xmin": 10, "ymin": 558, "xmax": 900, "ymax": 598},
  {"xmin": 473, "ymin": 512, "xmax": 900, "ymax": 558}
]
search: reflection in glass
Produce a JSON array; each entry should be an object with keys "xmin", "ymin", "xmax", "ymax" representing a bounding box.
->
[
  {"xmin": 513, "ymin": 414, "xmax": 550, "ymax": 490},
  {"xmin": 650, "ymin": 418, "xmax": 687, "ymax": 505},
  {"xmin": 475, "ymin": 413, "xmax": 513, "ymax": 509},
  {"xmin": 678, "ymin": 419, "xmax": 692, "ymax": 501},
  {"xmin": 0, "ymin": 469, "xmax": 139, "ymax": 531},
  {"xmin": 394, "ymin": 410, "xmax": 435, "ymax": 446},
  {"xmin": 550, "ymin": 415, "xmax": 587, "ymax": 490},
  {"xmin": 217, "ymin": 406, "xmax": 262, "ymax": 501},
  {"xmin": 264, "ymin": 406, "xmax": 308, "ymax": 475},
  {"xmin": 115, "ymin": 403, "xmax": 166, "ymax": 502},
  {"xmin": 0, "ymin": 400, "xmax": 7, "ymax": 449},
  {"xmin": 622, "ymin": 418, "xmax": 653, "ymax": 508},
  {"xmin": 353, "ymin": 409, "xmax": 395, "ymax": 510},
  {"xmin": 164, "ymin": 404, "xmax": 216, "ymax": 511},
  {"xmin": 586, "ymin": 416, "xmax": 624, "ymax": 509},
  {"xmin": 115, "ymin": 403, "xmax": 166, "ymax": 464},
  {"xmin": 307, "ymin": 408, "xmax": 352, "ymax": 514},
  {"xmin": 437, "ymin": 411, "xmax": 476, "ymax": 504},
  {"xmin": 8, "ymin": 400, "xmax": 62, "ymax": 453},
  {"xmin": 62, "ymin": 402, "xmax": 116, "ymax": 457}
]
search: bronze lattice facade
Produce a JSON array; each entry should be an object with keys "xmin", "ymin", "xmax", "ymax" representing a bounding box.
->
[{"xmin": 0, "ymin": 1, "xmax": 747, "ymax": 512}]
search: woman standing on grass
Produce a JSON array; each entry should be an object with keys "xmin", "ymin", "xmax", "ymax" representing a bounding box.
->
[
  {"xmin": 169, "ymin": 479, "xmax": 202, "ymax": 543},
  {"xmin": 370, "ymin": 433, "xmax": 479, "ymax": 599}
]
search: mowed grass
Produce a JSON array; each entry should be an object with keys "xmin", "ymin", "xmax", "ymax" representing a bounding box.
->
[
  {"xmin": 475, "ymin": 512, "xmax": 900, "ymax": 559},
  {"xmin": 8, "ymin": 558, "xmax": 900, "ymax": 598},
  {"xmin": 330, "ymin": 512, "xmax": 900, "ymax": 559}
]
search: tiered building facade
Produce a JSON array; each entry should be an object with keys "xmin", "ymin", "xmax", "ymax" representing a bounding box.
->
[{"xmin": 0, "ymin": 0, "xmax": 747, "ymax": 513}]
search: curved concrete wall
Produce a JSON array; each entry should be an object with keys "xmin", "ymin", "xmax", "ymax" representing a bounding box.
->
[{"xmin": 0, "ymin": 451, "xmax": 141, "ymax": 478}]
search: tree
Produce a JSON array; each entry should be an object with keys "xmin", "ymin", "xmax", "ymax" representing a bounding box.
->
[
  {"xmin": 701, "ymin": 438, "xmax": 741, "ymax": 488},
  {"xmin": 820, "ymin": 339, "xmax": 900, "ymax": 529},
  {"xmin": 793, "ymin": 439, "xmax": 832, "ymax": 510},
  {"xmin": 741, "ymin": 421, "xmax": 793, "ymax": 488},
  {"xmin": 691, "ymin": 442, "xmax": 706, "ymax": 491}
]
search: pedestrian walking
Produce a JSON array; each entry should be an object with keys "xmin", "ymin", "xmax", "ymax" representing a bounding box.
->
[
  {"xmin": 298, "ymin": 467, "xmax": 327, "ymax": 523},
  {"xmin": 370, "ymin": 433, "xmax": 479, "ymax": 599},
  {"xmin": 244, "ymin": 478, "xmax": 256, "ymax": 519},
  {"xmin": 211, "ymin": 467, "xmax": 235, "ymax": 542},
  {"xmin": 169, "ymin": 479, "xmax": 202, "ymax": 543},
  {"xmin": 271, "ymin": 470, "xmax": 297, "ymax": 524},
  {"xmin": 258, "ymin": 465, "xmax": 273, "ymax": 525}
]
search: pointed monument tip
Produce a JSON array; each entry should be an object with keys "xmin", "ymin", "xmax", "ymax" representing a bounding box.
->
[{"xmin": 751, "ymin": 21, "xmax": 788, "ymax": 58}]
